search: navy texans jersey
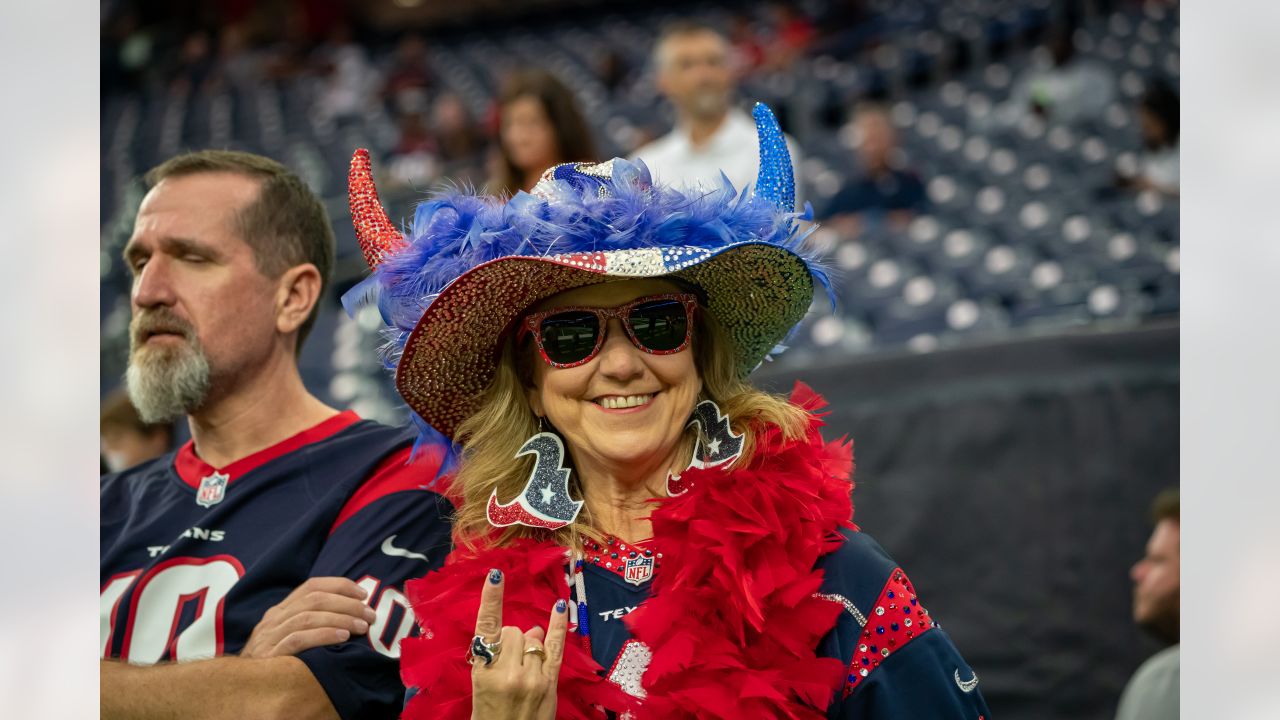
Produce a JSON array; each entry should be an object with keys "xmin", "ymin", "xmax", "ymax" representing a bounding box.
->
[
  {"xmin": 579, "ymin": 529, "xmax": 991, "ymax": 718},
  {"xmin": 101, "ymin": 411, "xmax": 453, "ymax": 720}
]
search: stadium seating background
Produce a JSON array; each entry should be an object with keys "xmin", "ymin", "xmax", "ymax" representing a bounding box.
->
[{"xmin": 101, "ymin": 0, "xmax": 1179, "ymax": 423}]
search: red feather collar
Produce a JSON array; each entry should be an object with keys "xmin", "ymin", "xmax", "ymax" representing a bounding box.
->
[{"xmin": 402, "ymin": 383, "xmax": 856, "ymax": 719}]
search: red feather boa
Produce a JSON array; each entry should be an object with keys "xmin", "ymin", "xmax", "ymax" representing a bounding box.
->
[{"xmin": 402, "ymin": 383, "xmax": 856, "ymax": 719}]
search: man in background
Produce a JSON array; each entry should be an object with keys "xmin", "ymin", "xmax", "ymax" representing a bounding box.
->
[
  {"xmin": 100, "ymin": 388, "xmax": 173, "ymax": 473},
  {"xmin": 100, "ymin": 150, "xmax": 452, "ymax": 720},
  {"xmin": 1115, "ymin": 488, "xmax": 1180, "ymax": 720},
  {"xmin": 631, "ymin": 20, "xmax": 803, "ymax": 198},
  {"xmin": 1120, "ymin": 79, "xmax": 1179, "ymax": 197},
  {"xmin": 821, "ymin": 102, "xmax": 927, "ymax": 238},
  {"xmin": 992, "ymin": 28, "xmax": 1116, "ymax": 129}
]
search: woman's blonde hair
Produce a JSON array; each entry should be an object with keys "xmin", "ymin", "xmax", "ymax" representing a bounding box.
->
[{"xmin": 449, "ymin": 307, "xmax": 812, "ymax": 553}]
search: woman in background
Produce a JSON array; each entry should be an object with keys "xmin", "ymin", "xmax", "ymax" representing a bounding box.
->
[{"xmin": 489, "ymin": 69, "xmax": 598, "ymax": 196}]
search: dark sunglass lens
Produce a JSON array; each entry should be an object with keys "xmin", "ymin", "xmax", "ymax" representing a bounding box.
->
[
  {"xmin": 539, "ymin": 311, "xmax": 600, "ymax": 364},
  {"xmin": 627, "ymin": 300, "xmax": 688, "ymax": 352}
]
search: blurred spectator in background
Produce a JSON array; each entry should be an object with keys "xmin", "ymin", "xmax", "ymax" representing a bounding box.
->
[
  {"xmin": 393, "ymin": 90, "xmax": 435, "ymax": 156},
  {"xmin": 728, "ymin": 15, "xmax": 765, "ymax": 74},
  {"xmin": 993, "ymin": 28, "xmax": 1115, "ymax": 128},
  {"xmin": 760, "ymin": 3, "xmax": 816, "ymax": 73},
  {"xmin": 1115, "ymin": 488, "xmax": 1179, "ymax": 720},
  {"xmin": 262, "ymin": 4, "xmax": 313, "ymax": 82},
  {"xmin": 102, "ymin": 8, "xmax": 152, "ymax": 94},
  {"xmin": 383, "ymin": 34, "xmax": 433, "ymax": 107},
  {"xmin": 598, "ymin": 49, "xmax": 632, "ymax": 96},
  {"xmin": 170, "ymin": 30, "xmax": 216, "ymax": 96},
  {"xmin": 1119, "ymin": 79, "xmax": 1179, "ymax": 197},
  {"xmin": 631, "ymin": 20, "xmax": 803, "ymax": 195},
  {"xmin": 100, "ymin": 388, "xmax": 174, "ymax": 474},
  {"xmin": 432, "ymin": 92, "xmax": 486, "ymax": 167},
  {"xmin": 809, "ymin": 0, "xmax": 876, "ymax": 61},
  {"xmin": 822, "ymin": 102, "xmax": 926, "ymax": 237},
  {"xmin": 313, "ymin": 23, "xmax": 378, "ymax": 124},
  {"xmin": 387, "ymin": 88, "xmax": 441, "ymax": 189},
  {"xmin": 488, "ymin": 69, "xmax": 598, "ymax": 196},
  {"xmin": 213, "ymin": 23, "xmax": 263, "ymax": 93}
]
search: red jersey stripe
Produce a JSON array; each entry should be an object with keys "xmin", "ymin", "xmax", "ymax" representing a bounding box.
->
[
  {"xmin": 328, "ymin": 446, "xmax": 447, "ymax": 535},
  {"xmin": 174, "ymin": 411, "xmax": 362, "ymax": 488}
]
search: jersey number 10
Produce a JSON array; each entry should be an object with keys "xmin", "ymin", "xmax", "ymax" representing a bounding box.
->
[{"xmin": 101, "ymin": 556, "xmax": 415, "ymax": 663}]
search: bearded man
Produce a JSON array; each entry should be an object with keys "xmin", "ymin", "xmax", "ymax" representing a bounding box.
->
[
  {"xmin": 100, "ymin": 150, "xmax": 452, "ymax": 720},
  {"xmin": 1115, "ymin": 489, "xmax": 1180, "ymax": 720}
]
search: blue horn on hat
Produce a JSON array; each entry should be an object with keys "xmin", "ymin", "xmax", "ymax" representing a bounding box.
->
[{"xmin": 751, "ymin": 102, "xmax": 795, "ymax": 213}]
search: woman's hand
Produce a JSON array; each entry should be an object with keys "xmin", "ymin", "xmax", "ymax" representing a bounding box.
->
[{"xmin": 470, "ymin": 569, "xmax": 569, "ymax": 720}]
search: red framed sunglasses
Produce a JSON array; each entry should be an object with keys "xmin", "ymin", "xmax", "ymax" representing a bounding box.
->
[{"xmin": 518, "ymin": 292, "xmax": 699, "ymax": 368}]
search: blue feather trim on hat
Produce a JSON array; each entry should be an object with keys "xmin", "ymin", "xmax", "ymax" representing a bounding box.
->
[{"xmin": 344, "ymin": 157, "xmax": 829, "ymax": 369}]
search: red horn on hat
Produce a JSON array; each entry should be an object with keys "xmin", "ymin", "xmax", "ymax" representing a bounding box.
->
[{"xmin": 348, "ymin": 148, "xmax": 407, "ymax": 270}]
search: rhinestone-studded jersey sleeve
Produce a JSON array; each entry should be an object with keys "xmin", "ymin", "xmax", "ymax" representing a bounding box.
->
[
  {"xmin": 831, "ymin": 623, "xmax": 991, "ymax": 719},
  {"xmin": 815, "ymin": 530, "xmax": 992, "ymax": 718}
]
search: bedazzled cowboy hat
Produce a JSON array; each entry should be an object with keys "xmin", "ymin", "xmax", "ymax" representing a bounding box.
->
[{"xmin": 344, "ymin": 103, "xmax": 831, "ymax": 440}]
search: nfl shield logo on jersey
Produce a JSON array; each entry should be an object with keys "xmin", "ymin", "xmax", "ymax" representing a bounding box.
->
[
  {"xmin": 623, "ymin": 555, "xmax": 654, "ymax": 586},
  {"xmin": 196, "ymin": 472, "xmax": 229, "ymax": 508}
]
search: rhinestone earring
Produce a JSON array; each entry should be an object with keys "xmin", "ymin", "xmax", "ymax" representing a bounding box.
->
[
  {"xmin": 486, "ymin": 423, "xmax": 582, "ymax": 530},
  {"xmin": 665, "ymin": 399, "xmax": 745, "ymax": 496}
]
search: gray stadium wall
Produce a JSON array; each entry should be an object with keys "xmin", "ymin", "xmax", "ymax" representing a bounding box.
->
[{"xmin": 754, "ymin": 322, "xmax": 1179, "ymax": 720}]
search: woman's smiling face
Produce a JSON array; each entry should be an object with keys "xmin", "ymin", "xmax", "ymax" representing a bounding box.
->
[{"xmin": 524, "ymin": 279, "xmax": 701, "ymax": 478}]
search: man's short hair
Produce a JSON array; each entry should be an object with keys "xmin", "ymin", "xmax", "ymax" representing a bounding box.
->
[
  {"xmin": 1151, "ymin": 488, "xmax": 1179, "ymax": 524},
  {"xmin": 653, "ymin": 19, "xmax": 727, "ymax": 71},
  {"xmin": 144, "ymin": 150, "xmax": 335, "ymax": 350},
  {"xmin": 101, "ymin": 388, "xmax": 173, "ymax": 445}
]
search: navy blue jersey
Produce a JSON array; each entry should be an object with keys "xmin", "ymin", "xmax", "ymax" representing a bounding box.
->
[
  {"xmin": 101, "ymin": 411, "xmax": 453, "ymax": 720},
  {"xmin": 820, "ymin": 167, "xmax": 928, "ymax": 218},
  {"xmin": 577, "ymin": 529, "xmax": 991, "ymax": 718}
]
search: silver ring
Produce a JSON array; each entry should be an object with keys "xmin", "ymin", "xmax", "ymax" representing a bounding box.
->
[{"xmin": 467, "ymin": 634, "xmax": 502, "ymax": 666}]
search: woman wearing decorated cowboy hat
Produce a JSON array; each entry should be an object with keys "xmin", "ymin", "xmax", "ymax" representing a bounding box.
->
[{"xmin": 344, "ymin": 104, "xmax": 990, "ymax": 719}]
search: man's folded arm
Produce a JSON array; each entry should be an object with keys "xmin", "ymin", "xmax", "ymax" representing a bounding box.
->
[{"xmin": 100, "ymin": 656, "xmax": 339, "ymax": 720}]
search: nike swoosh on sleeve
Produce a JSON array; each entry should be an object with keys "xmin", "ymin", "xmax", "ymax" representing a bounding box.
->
[{"xmin": 381, "ymin": 535, "xmax": 429, "ymax": 562}]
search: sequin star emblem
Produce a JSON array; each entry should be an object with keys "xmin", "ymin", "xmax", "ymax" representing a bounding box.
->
[
  {"xmin": 540, "ymin": 485, "xmax": 556, "ymax": 504},
  {"xmin": 707, "ymin": 437, "xmax": 721, "ymax": 455}
]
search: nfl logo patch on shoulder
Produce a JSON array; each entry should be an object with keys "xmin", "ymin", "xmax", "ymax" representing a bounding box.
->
[
  {"xmin": 623, "ymin": 555, "xmax": 654, "ymax": 586},
  {"xmin": 196, "ymin": 472, "xmax": 229, "ymax": 508}
]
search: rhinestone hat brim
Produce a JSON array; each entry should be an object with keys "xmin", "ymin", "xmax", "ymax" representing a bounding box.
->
[{"xmin": 394, "ymin": 242, "xmax": 815, "ymax": 440}]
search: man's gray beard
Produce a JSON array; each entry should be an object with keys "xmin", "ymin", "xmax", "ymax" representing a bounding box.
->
[
  {"xmin": 125, "ymin": 343, "xmax": 212, "ymax": 424},
  {"xmin": 687, "ymin": 88, "xmax": 730, "ymax": 120}
]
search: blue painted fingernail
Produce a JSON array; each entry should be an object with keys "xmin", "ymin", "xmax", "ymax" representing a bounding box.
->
[
  {"xmin": 488, "ymin": 568, "xmax": 502, "ymax": 585},
  {"xmin": 555, "ymin": 599, "xmax": 567, "ymax": 613}
]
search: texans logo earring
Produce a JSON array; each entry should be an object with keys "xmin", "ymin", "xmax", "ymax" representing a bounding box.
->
[
  {"xmin": 486, "ymin": 419, "xmax": 583, "ymax": 530},
  {"xmin": 665, "ymin": 399, "xmax": 745, "ymax": 496}
]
